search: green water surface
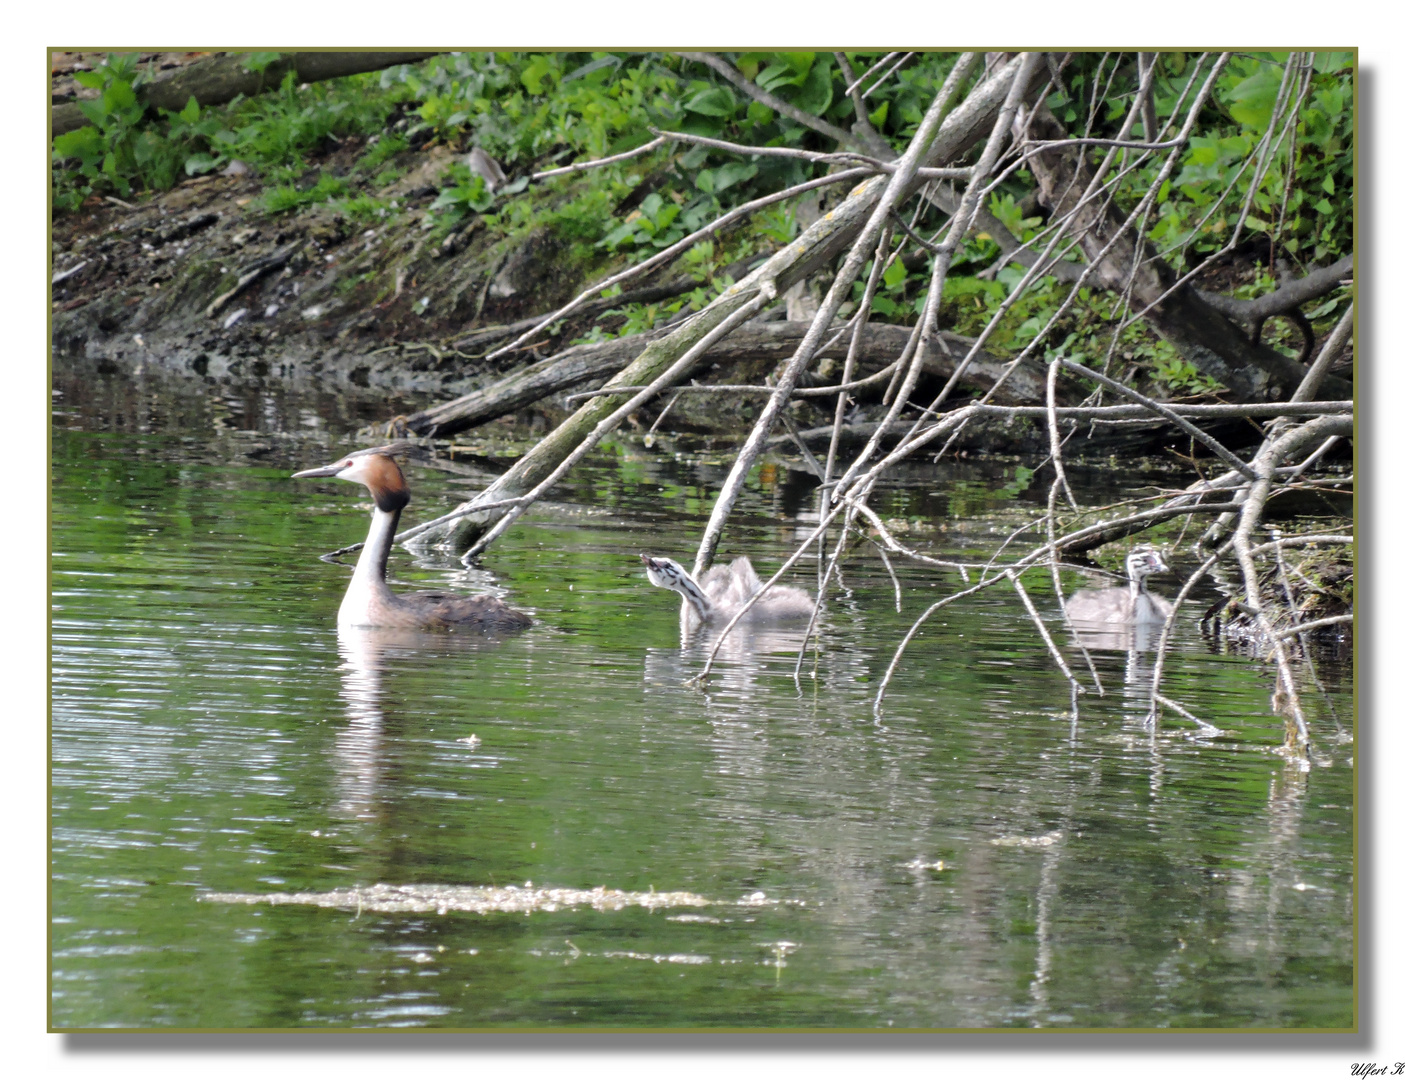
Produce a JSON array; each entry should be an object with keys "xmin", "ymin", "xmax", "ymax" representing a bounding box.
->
[{"xmin": 50, "ymin": 365, "xmax": 1354, "ymax": 1029}]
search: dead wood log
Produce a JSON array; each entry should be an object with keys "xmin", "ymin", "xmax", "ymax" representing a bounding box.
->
[
  {"xmin": 1196, "ymin": 255, "xmax": 1353, "ymax": 325},
  {"xmin": 404, "ymin": 322, "xmax": 1051, "ymax": 436},
  {"xmin": 53, "ymin": 52, "xmax": 440, "ymax": 137},
  {"xmin": 1023, "ymin": 105, "xmax": 1352, "ymax": 402}
]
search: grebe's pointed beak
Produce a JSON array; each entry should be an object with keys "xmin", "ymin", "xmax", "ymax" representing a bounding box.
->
[{"xmin": 292, "ymin": 462, "xmax": 345, "ymax": 479}]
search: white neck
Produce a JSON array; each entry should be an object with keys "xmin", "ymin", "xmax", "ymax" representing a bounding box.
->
[
  {"xmin": 338, "ymin": 506, "xmax": 399, "ymax": 625},
  {"xmin": 671, "ymin": 570, "xmax": 713, "ymax": 620}
]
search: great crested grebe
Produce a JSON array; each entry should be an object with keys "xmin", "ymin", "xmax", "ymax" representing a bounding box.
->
[
  {"xmin": 293, "ymin": 446, "xmax": 530, "ymax": 632},
  {"xmin": 1064, "ymin": 545, "xmax": 1173, "ymax": 626},
  {"xmin": 641, "ymin": 554, "xmax": 815, "ymax": 632}
]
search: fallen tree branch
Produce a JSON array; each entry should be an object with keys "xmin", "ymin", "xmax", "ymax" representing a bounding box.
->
[
  {"xmin": 461, "ymin": 289, "xmax": 773, "ymax": 561},
  {"xmin": 407, "ymin": 56, "xmax": 1030, "ymax": 554},
  {"xmin": 1196, "ymin": 256, "xmax": 1352, "ymax": 325},
  {"xmin": 408, "ymin": 320, "xmax": 1056, "ymax": 437}
]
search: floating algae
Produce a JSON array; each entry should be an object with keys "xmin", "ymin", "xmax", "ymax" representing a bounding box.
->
[{"xmin": 200, "ymin": 882, "xmax": 786, "ymax": 916}]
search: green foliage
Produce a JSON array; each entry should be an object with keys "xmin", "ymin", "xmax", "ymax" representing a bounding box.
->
[
  {"xmin": 357, "ymin": 133, "xmax": 408, "ymax": 174},
  {"xmin": 52, "ymin": 54, "xmax": 179, "ymax": 210},
  {"xmin": 52, "ymin": 52, "xmax": 408, "ymax": 213},
  {"xmin": 431, "ymin": 170, "xmax": 496, "ymax": 215},
  {"xmin": 263, "ymin": 172, "xmax": 346, "ymax": 214},
  {"xmin": 387, "ymin": 52, "xmax": 676, "ymax": 164},
  {"xmin": 336, "ymin": 194, "xmax": 391, "ymax": 223}
]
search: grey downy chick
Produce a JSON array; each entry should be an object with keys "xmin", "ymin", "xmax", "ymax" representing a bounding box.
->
[
  {"xmin": 1064, "ymin": 545, "xmax": 1173, "ymax": 626},
  {"xmin": 640, "ymin": 554, "xmax": 815, "ymax": 632}
]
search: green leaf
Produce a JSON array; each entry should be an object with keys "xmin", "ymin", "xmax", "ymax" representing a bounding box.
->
[
  {"xmin": 883, "ymin": 258, "xmax": 907, "ymax": 290},
  {"xmin": 242, "ymin": 52, "xmax": 282, "ymax": 74},
  {"xmin": 53, "ymin": 126, "xmax": 104, "ymax": 163},
  {"xmin": 73, "ymin": 70, "xmax": 106, "ymax": 90},
  {"xmin": 711, "ymin": 161, "xmax": 757, "ymax": 192},
  {"xmin": 756, "ymin": 63, "xmax": 803, "ymax": 91},
  {"xmin": 778, "ymin": 52, "xmax": 816, "ymax": 82},
  {"xmin": 1225, "ymin": 69, "xmax": 1282, "ymax": 132},
  {"xmin": 179, "ymin": 95, "xmax": 200, "ymax": 123},
  {"xmin": 1304, "ymin": 296, "xmax": 1342, "ymax": 320},
  {"xmin": 103, "ymin": 79, "xmax": 137, "ymax": 111},
  {"xmin": 430, "ymin": 175, "xmax": 494, "ymax": 213},
  {"xmin": 520, "ymin": 56, "xmax": 555, "ymax": 95},
  {"xmin": 995, "ymin": 265, "xmax": 1027, "ymax": 291},
  {"xmin": 1313, "ymin": 52, "xmax": 1354, "ymax": 74},
  {"xmin": 77, "ymin": 99, "xmax": 109, "ymax": 126},
  {"xmin": 684, "ymin": 86, "xmax": 736, "ymax": 118},
  {"xmin": 791, "ymin": 62, "xmax": 833, "ymax": 117},
  {"xmin": 867, "ymin": 100, "xmax": 888, "ymax": 128},
  {"xmin": 1313, "ymin": 198, "xmax": 1334, "ymax": 216},
  {"xmin": 746, "ymin": 101, "xmax": 774, "ymax": 126}
]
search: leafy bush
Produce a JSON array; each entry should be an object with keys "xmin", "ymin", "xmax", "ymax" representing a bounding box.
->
[{"xmin": 52, "ymin": 52, "xmax": 410, "ymax": 212}]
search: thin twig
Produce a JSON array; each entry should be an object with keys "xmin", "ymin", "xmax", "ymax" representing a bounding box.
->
[
  {"xmin": 649, "ymin": 127, "xmax": 968, "ymax": 180},
  {"xmin": 1007, "ymin": 570, "xmax": 1083, "ymax": 691},
  {"xmin": 531, "ymin": 135, "xmax": 670, "ymax": 180},
  {"xmin": 1272, "ymin": 614, "xmax": 1353, "ymax": 639},
  {"xmin": 873, "ymin": 577, "xmax": 1004, "ymax": 715}
]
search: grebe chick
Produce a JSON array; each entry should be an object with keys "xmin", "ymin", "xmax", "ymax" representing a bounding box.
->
[
  {"xmin": 1064, "ymin": 545, "xmax": 1173, "ymax": 626},
  {"xmin": 641, "ymin": 554, "xmax": 815, "ymax": 631},
  {"xmin": 293, "ymin": 447, "xmax": 530, "ymax": 632}
]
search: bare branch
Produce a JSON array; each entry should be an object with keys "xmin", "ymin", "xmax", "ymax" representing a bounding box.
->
[
  {"xmin": 648, "ymin": 127, "xmax": 970, "ymax": 180},
  {"xmin": 462, "ymin": 289, "xmax": 772, "ymax": 561},
  {"xmin": 531, "ymin": 135, "xmax": 670, "ymax": 180},
  {"xmin": 835, "ymin": 52, "xmax": 894, "ymax": 159}
]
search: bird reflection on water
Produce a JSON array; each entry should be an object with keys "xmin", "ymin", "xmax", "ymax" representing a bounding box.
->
[{"xmin": 332, "ymin": 626, "xmax": 515, "ymax": 823}]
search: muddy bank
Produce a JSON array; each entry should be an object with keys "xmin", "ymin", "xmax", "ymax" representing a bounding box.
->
[{"xmin": 50, "ymin": 148, "xmax": 579, "ymax": 400}]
